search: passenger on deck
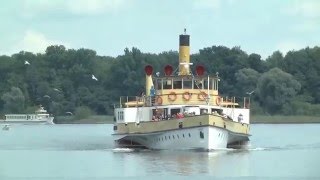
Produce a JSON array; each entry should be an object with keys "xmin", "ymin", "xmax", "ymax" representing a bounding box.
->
[
  {"xmin": 238, "ymin": 114, "xmax": 243, "ymax": 122},
  {"xmin": 212, "ymin": 111, "xmax": 219, "ymax": 115},
  {"xmin": 150, "ymin": 86, "xmax": 156, "ymax": 97},
  {"xmin": 177, "ymin": 113, "xmax": 184, "ymax": 119}
]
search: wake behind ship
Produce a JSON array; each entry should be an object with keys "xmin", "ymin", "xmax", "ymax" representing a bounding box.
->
[{"xmin": 112, "ymin": 31, "xmax": 251, "ymax": 150}]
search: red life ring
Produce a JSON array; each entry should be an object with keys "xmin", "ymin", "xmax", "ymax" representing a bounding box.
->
[
  {"xmin": 156, "ymin": 96, "xmax": 163, "ymax": 105},
  {"xmin": 198, "ymin": 92, "xmax": 207, "ymax": 101},
  {"xmin": 216, "ymin": 96, "xmax": 222, "ymax": 105},
  {"xmin": 183, "ymin": 92, "xmax": 191, "ymax": 101},
  {"xmin": 168, "ymin": 92, "xmax": 177, "ymax": 101}
]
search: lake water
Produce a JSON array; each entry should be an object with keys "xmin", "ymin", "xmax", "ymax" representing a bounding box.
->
[{"xmin": 0, "ymin": 124, "xmax": 319, "ymax": 179}]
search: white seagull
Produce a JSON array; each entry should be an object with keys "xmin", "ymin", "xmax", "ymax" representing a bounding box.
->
[
  {"xmin": 65, "ymin": 112, "xmax": 73, "ymax": 115},
  {"xmin": 92, "ymin": 74, "xmax": 98, "ymax": 81},
  {"xmin": 25, "ymin": 60, "xmax": 30, "ymax": 65},
  {"xmin": 53, "ymin": 88, "xmax": 61, "ymax": 92},
  {"xmin": 246, "ymin": 90, "xmax": 255, "ymax": 95}
]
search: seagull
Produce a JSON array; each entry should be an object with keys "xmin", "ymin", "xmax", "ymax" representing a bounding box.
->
[
  {"xmin": 43, "ymin": 95, "xmax": 50, "ymax": 98},
  {"xmin": 156, "ymin": 72, "xmax": 160, "ymax": 77},
  {"xmin": 65, "ymin": 112, "xmax": 73, "ymax": 115},
  {"xmin": 92, "ymin": 74, "xmax": 98, "ymax": 81},
  {"xmin": 25, "ymin": 60, "xmax": 30, "ymax": 65},
  {"xmin": 53, "ymin": 88, "xmax": 61, "ymax": 92},
  {"xmin": 246, "ymin": 90, "xmax": 255, "ymax": 95}
]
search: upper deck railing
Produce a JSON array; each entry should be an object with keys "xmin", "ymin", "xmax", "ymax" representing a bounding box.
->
[{"xmin": 117, "ymin": 95, "xmax": 250, "ymax": 109}]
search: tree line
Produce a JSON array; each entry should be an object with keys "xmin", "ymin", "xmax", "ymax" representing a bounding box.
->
[{"xmin": 0, "ymin": 45, "xmax": 319, "ymax": 117}]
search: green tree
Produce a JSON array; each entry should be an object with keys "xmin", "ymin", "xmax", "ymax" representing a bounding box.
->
[
  {"xmin": 74, "ymin": 106, "xmax": 93, "ymax": 120},
  {"xmin": 257, "ymin": 68, "xmax": 301, "ymax": 114},
  {"xmin": 1, "ymin": 87, "xmax": 25, "ymax": 113},
  {"xmin": 266, "ymin": 51, "xmax": 284, "ymax": 69},
  {"xmin": 235, "ymin": 68, "xmax": 260, "ymax": 96}
]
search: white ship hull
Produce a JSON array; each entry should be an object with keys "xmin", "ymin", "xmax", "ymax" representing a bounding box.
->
[
  {"xmin": 0, "ymin": 117, "xmax": 54, "ymax": 125},
  {"xmin": 113, "ymin": 125, "xmax": 249, "ymax": 150}
]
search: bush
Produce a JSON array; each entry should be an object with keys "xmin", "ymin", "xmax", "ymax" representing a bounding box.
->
[
  {"xmin": 74, "ymin": 106, "xmax": 93, "ymax": 120},
  {"xmin": 282, "ymin": 100, "xmax": 320, "ymax": 116}
]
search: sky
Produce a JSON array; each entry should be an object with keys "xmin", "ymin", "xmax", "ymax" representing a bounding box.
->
[{"xmin": 0, "ymin": 0, "xmax": 319, "ymax": 59}]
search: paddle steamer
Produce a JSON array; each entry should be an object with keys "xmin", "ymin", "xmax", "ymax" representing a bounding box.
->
[{"xmin": 113, "ymin": 31, "xmax": 250, "ymax": 150}]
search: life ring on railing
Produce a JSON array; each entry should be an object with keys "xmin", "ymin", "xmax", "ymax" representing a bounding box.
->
[
  {"xmin": 198, "ymin": 92, "xmax": 207, "ymax": 101},
  {"xmin": 216, "ymin": 96, "xmax": 222, "ymax": 106},
  {"xmin": 156, "ymin": 96, "xmax": 163, "ymax": 105},
  {"xmin": 182, "ymin": 92, "xmax": 191, "ymax": 101},
  {"xmin": 168, "ymin": 92, "xmax": 177, "ymax": 101}
]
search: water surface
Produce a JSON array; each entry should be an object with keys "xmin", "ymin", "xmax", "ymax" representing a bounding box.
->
[{"xmin": 0, "ymin": 124, "xmax": 319, "ymax": 179}]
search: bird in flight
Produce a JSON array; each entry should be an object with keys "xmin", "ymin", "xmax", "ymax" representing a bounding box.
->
[
  {"xmin": 92, "ymin": 74, "xmax": 98, "ymax": 81},
  {"xmin": 25, "ymin": 60, "xmax": 30, "ymax": 65},
  {"xmin": 65, "ymin": 112, "xmax": 73, "ymax": 115},
  {"xmin": 246, "ymin": 90, "xmax": 255, "ymax": 95}
]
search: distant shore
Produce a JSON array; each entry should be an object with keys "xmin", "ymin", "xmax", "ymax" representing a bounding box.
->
[
  {"xmin": 54, "ymin": 115, "xmax": 114, "ymax": 124},
  {"xmin": 251, "ymin": 115, "xmax": 320, "ymax": 124},
  {"xmin": 54, "ymin": 115, "xmax": 320, "ymax": 124}
]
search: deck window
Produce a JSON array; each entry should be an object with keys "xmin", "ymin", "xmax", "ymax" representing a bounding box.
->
[
  {"xmin": 163, "ymin": 79, "xmax": 172, "ymax": 89},
  {"xmin": 173, "ymin": 80, "xmax": 182, "ymax": 89},
  {"xmin": 170, "ymin": 108, "xmax": 181, "ymax": 116},
  {"xmin": 200, "ymin": 131, "xmax": 204, "ymax": 139},
  {"xmin": 117, "ymin": 111, "xmax": 124, "ymax": 121},
  {"xmin": 183, "ymin": 79, "xmax": 192, "ymax": 89},
  {"xmin": 156, "ymin": 79, "xmax": 162, "ymax": 90},
  {"xmin": 204, "ymin": 79, "xmax": 209, "ymax": 89},
  {"xmin": 194, "ymin": 80, "xmax": 203, "ymax": 89}
]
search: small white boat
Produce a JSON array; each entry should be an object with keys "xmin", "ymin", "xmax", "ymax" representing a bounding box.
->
[{"xmin": 1, "ymin": 105, "xmax": 54, "ymax": 125}]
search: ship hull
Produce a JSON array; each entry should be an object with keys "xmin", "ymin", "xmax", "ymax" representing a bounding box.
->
[
  {"xmin": 0, "ymin": 117, "xmax": 54, "ymax": 125},
  {"xmin": 113, "ymin": 125, "xmax": 249, "ymax": 150}
]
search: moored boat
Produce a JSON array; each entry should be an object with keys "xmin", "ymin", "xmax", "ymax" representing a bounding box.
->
[
  {"xmin": 112, "ymin": 31, "xmax": 250, "ymax": 150},
  {"xmin": 1, "ymin": 105, "xmax": 54, "ymax": 124}
]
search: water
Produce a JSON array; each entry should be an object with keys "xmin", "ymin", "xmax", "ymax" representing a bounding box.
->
[{"xmin": 0, "ymin": 124, "xmax": 320, "ymax": 179}]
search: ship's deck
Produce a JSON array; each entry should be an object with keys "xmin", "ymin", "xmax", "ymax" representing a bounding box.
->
[{"xmin": 114, "ymin": 114, "xmax": 250, "ymax": 135}]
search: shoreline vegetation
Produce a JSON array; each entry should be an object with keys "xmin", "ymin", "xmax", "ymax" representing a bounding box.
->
[
  {"xmin": 251, "ymin": 115, "xmax": 320, "ymax": 124},
  {"xmin": 54, "ymin": 115, "xmax": 320, "ymax": 124}
]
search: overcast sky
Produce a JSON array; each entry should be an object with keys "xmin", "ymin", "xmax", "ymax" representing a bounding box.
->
[{"xmin": 1, "ymin": 0, "xmax": 319, "ymax": 59}]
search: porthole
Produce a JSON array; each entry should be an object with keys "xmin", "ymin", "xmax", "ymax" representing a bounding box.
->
[{"xmin": 200, "ymin": 131, "xmax": 204, "ymax": 139}]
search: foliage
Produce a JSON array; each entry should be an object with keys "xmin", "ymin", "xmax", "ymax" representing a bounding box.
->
[
  {"xmin": 74, "ymin": 106, "xmax": 93, "ymax": 120},
  {"xmin": 1, "ymin": 87, "xmax": 25, "ymax": 113},
  {"xmin": 257, "ymin": 68, "xmax": 301, "ymax": 114},
  {"xmin": 0, "ymin": 44, "xmax": 320, "ymax": 117}
]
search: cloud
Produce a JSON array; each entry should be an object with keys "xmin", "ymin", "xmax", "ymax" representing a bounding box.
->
[
  {"xmin": 13, "ymin": 30, "xmax": 69, "ymax": 54},
  {"xmin": 22, "ymin": 0, "xmax": 129, "ymax": 16},
  {"xmin": 284, "ymin": 0, "xmax": 320, "ymax": 18},
  {"xmin": 193, "ymin": 0, "xmax": 221, "ymax": 10}
]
